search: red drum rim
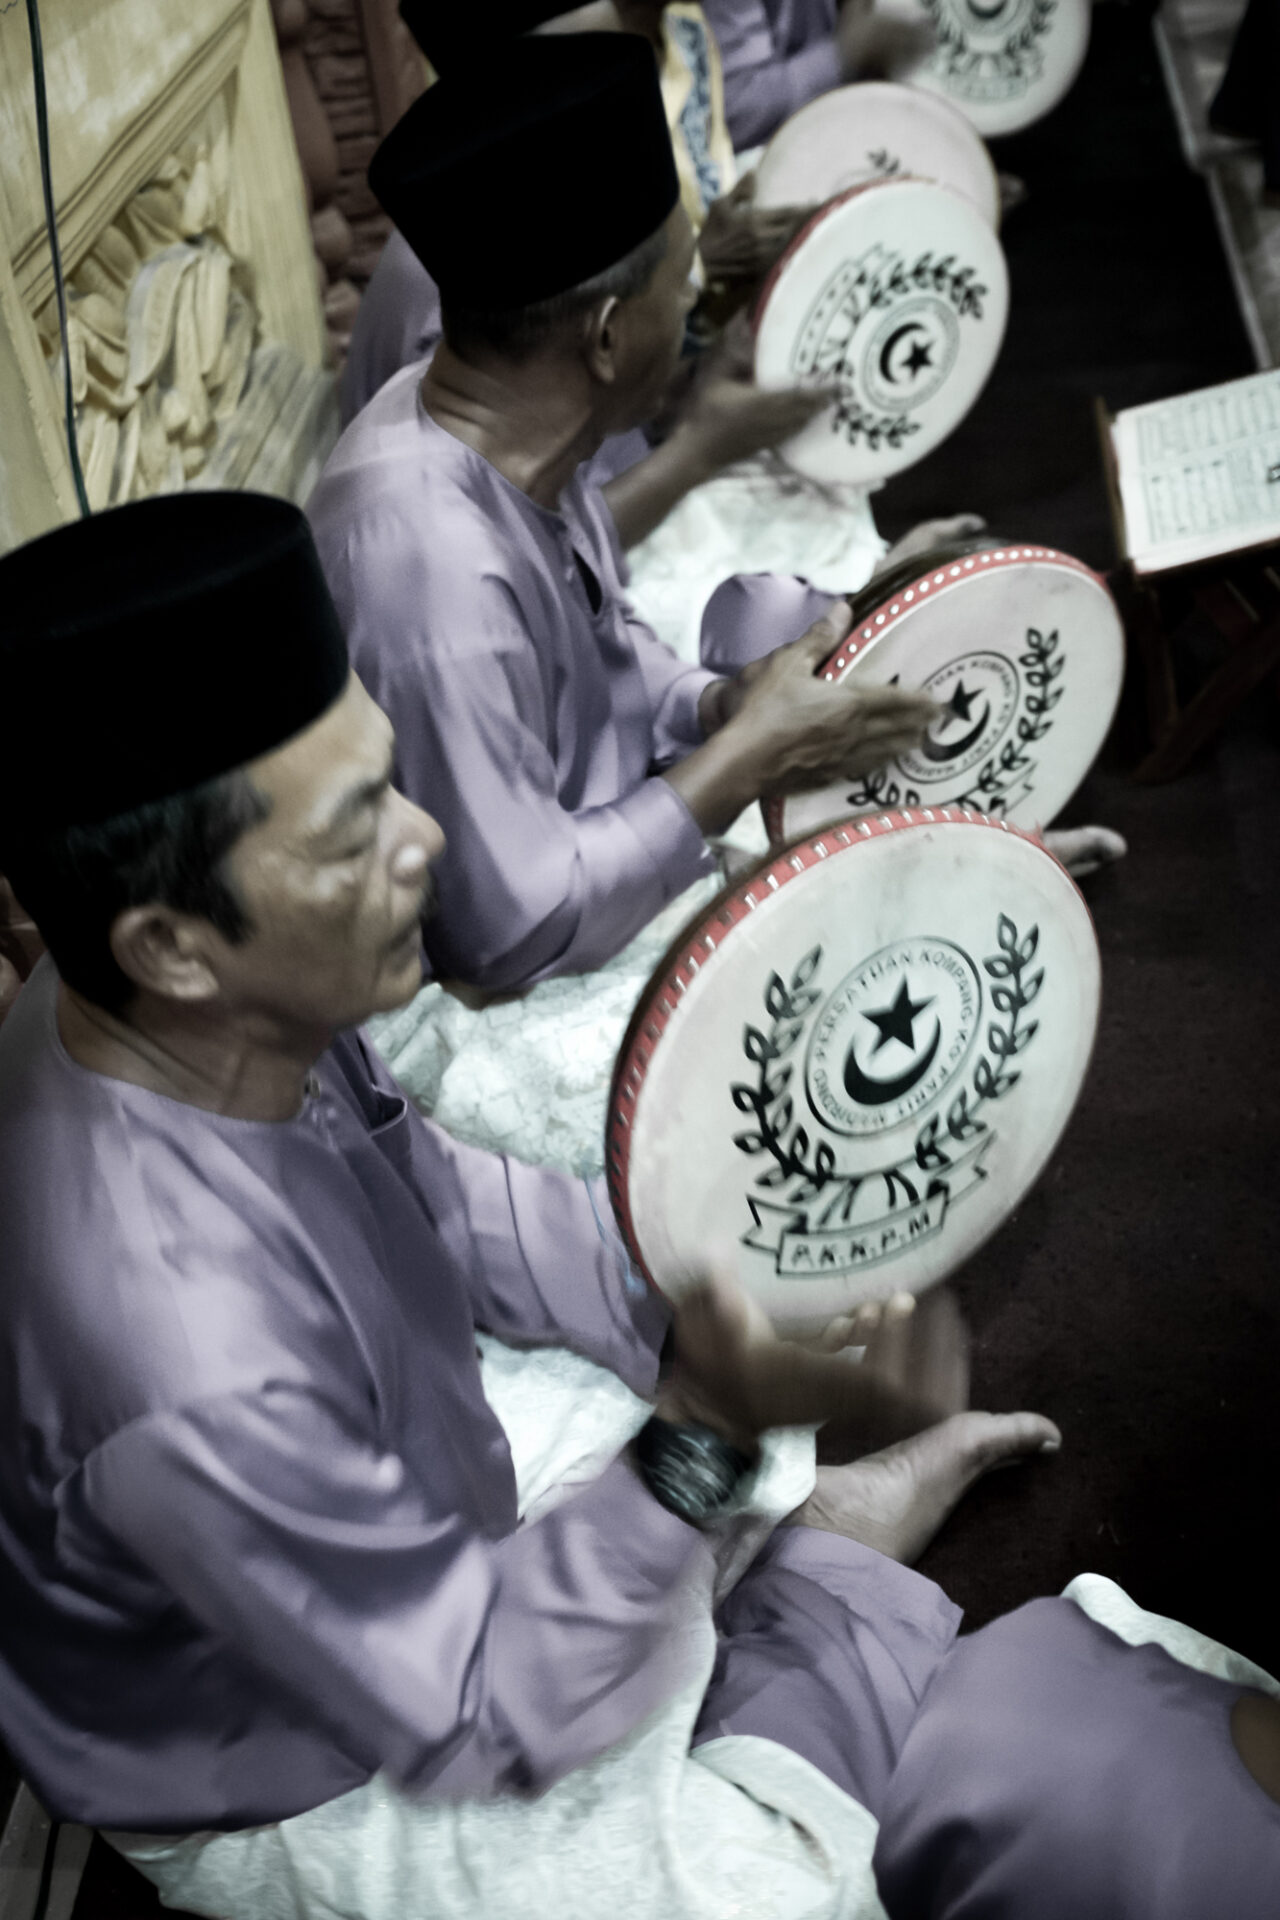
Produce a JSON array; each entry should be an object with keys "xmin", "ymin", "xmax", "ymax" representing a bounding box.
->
[{"xmin": 606, "ymin": 805, "xmax": 1084, "ymax": 1296}]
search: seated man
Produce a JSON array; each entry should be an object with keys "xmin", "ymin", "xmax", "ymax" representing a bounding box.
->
[
  {"xmin": 0, "ymin": 490, "xmax": 1064, "ymax": 1920},
  {"xmin": 310, "ymin": 34, "xmax": 937, "ymax": 1002},
  {"xmin": 702, "ymin": 0, "xmax": 934, "ymax": 149},
  {"xmin": 340, "ymin": 0, "xmax": 814, "ymax": 443}
]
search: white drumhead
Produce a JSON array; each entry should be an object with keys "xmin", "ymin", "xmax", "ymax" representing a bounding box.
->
[
  {"xmin": 881, "ymin": 0, "xmax": 1091, "ymax": 138},
  {"xmin": 766, "ymin": 545, "xmax": 1123, "ymax": 845},
  {"xmin": 755, "ymin": 81, "xmax": 1000, "ymax": 230},
  {"xmin": 753, "ymin": 178, "xmax": 1008, "ymax": 486},
  {"xmin": 608, "ymin": 812, "xmax": 1100, "ymax": 1328}
]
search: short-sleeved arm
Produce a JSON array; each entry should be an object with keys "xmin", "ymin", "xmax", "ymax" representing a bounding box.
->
[
  {"xmin": 339, "ymin": 530, "xmax": 715, "ymax": 991},
  {"xmin": 79, "ymin": 1390, "xmax": 705, "ymax": 1800},
  {"xmin": 704, "ymin": 0, "xmax": 841, "ymax": 147}
]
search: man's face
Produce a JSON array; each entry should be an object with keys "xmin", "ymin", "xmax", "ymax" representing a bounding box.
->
[
  {"xmin": 211, "ymin": 673, "xmax": 442, "ymax": 1035},
  {"xmin": 608, "ymin": 203, "xmax": 699, "ymax": 430}
]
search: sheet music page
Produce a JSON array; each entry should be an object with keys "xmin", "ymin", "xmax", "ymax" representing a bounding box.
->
[{"xmin": 1111, "ymin": 370, "xmax": 1280, "ymax": 573}]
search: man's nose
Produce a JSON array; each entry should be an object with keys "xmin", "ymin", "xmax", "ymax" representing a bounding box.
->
[{"xmin": 392, "ymin": 795, "xmax": 446, "ymax": 876}]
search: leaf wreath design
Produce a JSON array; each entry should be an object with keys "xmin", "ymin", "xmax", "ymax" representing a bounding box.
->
[
  {"xmin": 730, "ymin": 916, "xmax": 1043, "ymax": 1218},
  {"xmin": 840, "ymin": 767, "xmax": 924, "ymax": 811},
  {"xmin": 1004, "ymin": 0, "xmax": 1057, "ymax": 63},
  {"xmin": 729, "ymin": 947, "xmax": 836, "ymax": 1200},
  {"xmin": 921, "ymin": 0, "xmax": 1056, "ymax": 80},
  {"xmin": 912, "ymin": 914, "xmax": 1042, "ymax": 1176},
  {"xmin": 832, "ymin": 395, "xmax": 922, "ymax": 451},
  {"xmin": 952, "ymin": 626, "xmax": 1065, "ymax": 813}
]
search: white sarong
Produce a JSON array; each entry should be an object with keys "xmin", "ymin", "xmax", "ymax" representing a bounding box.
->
[
  {"xmin": 110, "ymin": 1335, "xmax": 1280, "ymax": 1920},
  {"xmin": 624, "ymin": 455, "xmax": 887, "ymax": 664}
]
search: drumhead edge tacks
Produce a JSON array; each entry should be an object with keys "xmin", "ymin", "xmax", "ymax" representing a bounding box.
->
[
  {"xmin": 753, "ymin": 176, "xmax": 1010, "ymax": 487},
  {"xmin": 607, "ymin": 809, "xmax": 1100, "ymax": 1328}
]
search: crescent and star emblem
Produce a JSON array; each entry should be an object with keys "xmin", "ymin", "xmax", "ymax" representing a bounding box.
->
[
  {"xmin": 877, "ymin": 321, "xmax": 937, "ymax": 387},
  {"xmin": 920, "ymin": 676, "xmax": 991, "ymax": 764},
  {"xmin": 843, "ymin": 977, "xmax": 941, "ymax": 1106}
]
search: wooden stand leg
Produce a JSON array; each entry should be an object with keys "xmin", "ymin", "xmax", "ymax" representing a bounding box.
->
[{"xmin": 1135, "ymin": 605, "xmax": 1280, "ymax": 782}]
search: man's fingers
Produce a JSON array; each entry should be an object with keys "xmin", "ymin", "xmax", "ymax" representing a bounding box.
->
[
  {"xmin": 797, "ymin": 603, "xmax": 855, "ymax": 663},
  {"xmin": 768, "ymin": 384, "xmax": 842, "ymax": 420},
  {"xmin": 844, "ymin": 685, "xmax": 941, "ymax": 722},
  {"xmin": 909, "ymin": 1287, "xmax": 970, "ymax": 1415},
  {"xmin": 853, "ymin": 697, "xmax": 940, "ymax": 727}
]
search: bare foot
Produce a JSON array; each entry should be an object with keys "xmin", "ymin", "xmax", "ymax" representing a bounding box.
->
[
  {"xmin": 1043, "ymin": 824, "xmax": 1127, "ymax": 878},
  {"xmin": 787, "ymin": 1409, "xmax": 1061, "ymax": 1564},
  {"xmin": 997, "ymin": 171, "xmax": 1028, "ymax": 217},
  {"xmin": 874, "ymin": 514, "xmax": 986, "ymax": 579}
]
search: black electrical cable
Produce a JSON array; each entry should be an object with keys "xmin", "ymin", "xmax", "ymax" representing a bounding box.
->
[
  {"xmin": 24, "ymin": 0, "xmax": 91, "ymax": 517},
  {"xmin": 29, "ymin": 1816, "xmax": 62, "ymax": 1920}
]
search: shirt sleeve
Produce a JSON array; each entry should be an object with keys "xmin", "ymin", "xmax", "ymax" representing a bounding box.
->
[
  {"xmin": 339, "ymin": 525, "xmax": 715, "ymax": 992},
  {"xmin": 577, "ymin": 478, "xmax": 720, "ymax": 769},
  {"xmin": 704, "ymin": 0, "xmax": 842, "ymax": 147},
  {"xmin": 80, "ymin": 1392, "xmax": 707, "ymax": 1800},
  {"xmin": 389, "ymin": 1089, "xmax": 669, "ymax": 1398}
]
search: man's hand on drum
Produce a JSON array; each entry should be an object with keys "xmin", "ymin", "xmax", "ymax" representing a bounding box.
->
[
  {"xmin": 698, "ymin": 172, "xmax": 814, "ymax": 283},
  {"xmin": 836, "ymin": 0, "xmax": 936, "ymax": 80},
  {"xmin": 656, "ymin": 1264, "xmax": 1060, "ymax": 1563},
  {"xmin": 675, "ymin": 321, "xmax": 840, "ymax": 477},
  {"xmin": 654, "ymin": 1261, "xmax": 966, "ymax": 1451},
  {"xmin": 873, "ymin": 514, "xmax": 988, "ymax": 577},
  {"xmin": 673, "ymin": 605, "xmax": 938, "ymax": 832}
]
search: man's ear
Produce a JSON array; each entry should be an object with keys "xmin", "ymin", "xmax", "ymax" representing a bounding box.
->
[
  {"xmin": 583, "ymin": 294, "xmax": 624, "ymax": 386},
  {"xmin": 108, "ymin": 906, "xmax": 223, "ymax": 1006}
]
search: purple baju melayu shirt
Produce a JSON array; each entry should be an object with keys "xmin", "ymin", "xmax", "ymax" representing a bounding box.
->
[
  {"xmin": 337, "ymin": 231, "xmax": 650, "ymax": 492},
  {"xmin": 0, "ymin": 959, "xmax": 955, "ymax": 1835},
  {"xmin": 702, "ymin": 0, "xmax": 840, "ymax": 147},
  {"xmin": 307, "ymin": 366, "xmax": 719, "ymax": 991},
  {"xmin": 873, "ymin": 1599, "xmax": 1280, "ymax": 1917}
]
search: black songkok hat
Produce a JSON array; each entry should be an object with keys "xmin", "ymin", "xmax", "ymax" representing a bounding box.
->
[
  {"xmin": 0, "ymin": 492, "xmax": 348, "ymax": 843},
  {"xmin": 369, "ymin": 34, "xmax": 679, "ymax": 308},
  {"xmin": 400, "ymin": 0, "xmax": 577, "ymax": 70}
]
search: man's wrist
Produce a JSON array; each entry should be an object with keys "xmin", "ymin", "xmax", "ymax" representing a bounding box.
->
[
  {"xmin": 666, "ymin": 417, "xmax": 720, "ymax": 490},
  {"xmin": 661, "ymin": 720, "xmax": 763, "ymax": 836}
]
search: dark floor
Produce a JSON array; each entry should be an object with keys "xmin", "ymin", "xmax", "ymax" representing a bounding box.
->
[
  {"xmin": 40, "ymin": 4, "xmax": 1280, "ymax": 1914},
  {"xmin": 884, "ymin": 4, "xmax": 1280, "ymax": 1675}
]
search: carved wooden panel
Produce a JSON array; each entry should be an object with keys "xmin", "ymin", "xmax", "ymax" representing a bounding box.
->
[
  {"xmin": 273, "ymin": 0, "xmax": 426, "ymax": 362},
  {"xmin": 0, "ymin": 0, "xmax": 335, "ymax": 551}
]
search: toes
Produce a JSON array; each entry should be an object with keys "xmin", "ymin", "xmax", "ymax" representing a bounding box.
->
[
  {"xmin": 960, "ymin": 1409, "xmax": 1062, "ymax": 1470},
  {"xmin": 1043, "ymin": 825, "xmax": 1128, "ymax": 877}
]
